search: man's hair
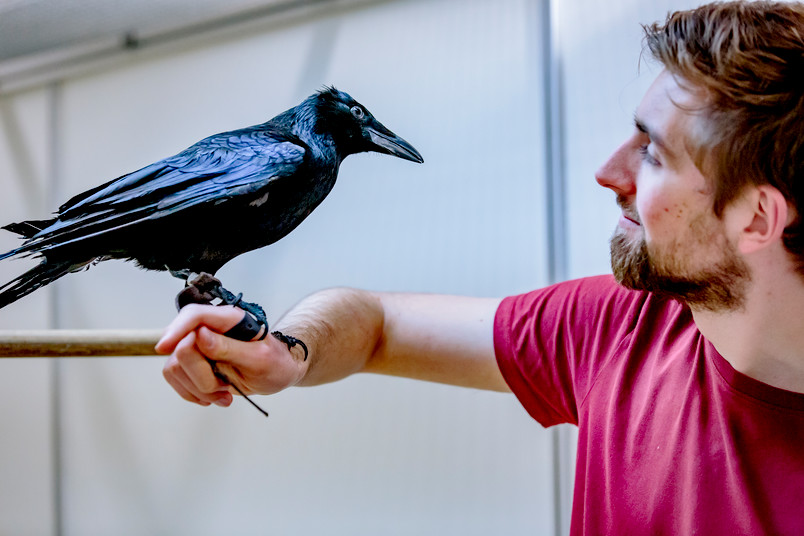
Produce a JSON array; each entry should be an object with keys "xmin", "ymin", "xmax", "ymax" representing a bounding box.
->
[{"xmin": 644, "ymin": 1, "xmax": 804, "ymax": 273}]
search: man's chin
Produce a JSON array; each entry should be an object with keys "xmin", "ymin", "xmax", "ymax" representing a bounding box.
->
[
  {"xmin": 609, "ymin": 230, "xmax": 650, "ymax": 290},
  {"xmin": 608, "ymin": 229, "xmax": 750, "ymax": 312}
]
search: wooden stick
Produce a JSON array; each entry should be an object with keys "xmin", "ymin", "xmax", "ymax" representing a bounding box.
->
[{"xmin": 0, "ymin": 329, "xmax": 163, "ymax": 358}]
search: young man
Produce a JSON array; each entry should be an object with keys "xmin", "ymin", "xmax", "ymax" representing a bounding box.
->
[{"xmin": 159, "ymin": 2, "xmax": 804, "ymax": 533}]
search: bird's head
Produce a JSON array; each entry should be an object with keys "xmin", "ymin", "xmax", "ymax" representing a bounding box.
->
[{"xmin": 311, "ymin": 87, "xmax": 423, "ymax": 163}]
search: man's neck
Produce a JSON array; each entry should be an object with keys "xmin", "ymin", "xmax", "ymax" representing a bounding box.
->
[{"xmin": 692, "ymin": 266, "xmax": 804, "ymax": 394}]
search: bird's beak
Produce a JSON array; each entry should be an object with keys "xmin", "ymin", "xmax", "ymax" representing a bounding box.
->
[{"xmin": 366, "ymin": 123, "xmax": 424, "ymax": 163}]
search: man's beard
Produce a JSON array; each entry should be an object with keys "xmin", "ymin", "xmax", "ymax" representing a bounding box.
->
[{"xmin": 610, "ymin": 223, "xmax": 750, "ymax": 312}]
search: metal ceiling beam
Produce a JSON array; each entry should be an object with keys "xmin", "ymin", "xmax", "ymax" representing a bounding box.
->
[{"xmin": 0, "ymin": 0, "xmax": 385, "ymax": 97}]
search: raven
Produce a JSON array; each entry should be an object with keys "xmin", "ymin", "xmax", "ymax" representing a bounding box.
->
[{"xmin": 0, "ymin": 87, "xmax": 423, "ymax": 344}]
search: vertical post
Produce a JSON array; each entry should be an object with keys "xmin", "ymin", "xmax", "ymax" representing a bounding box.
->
[
  {"xmin": 47, "ymin": 80, "xmax": 64, "ymax": 536},
  {"xmin": 539, "ymin": 0, "xmax": 574, "ymax": 534},
  {"xmin": 543, "ymin": 0, "xmax": 567, "ymax": 286}
]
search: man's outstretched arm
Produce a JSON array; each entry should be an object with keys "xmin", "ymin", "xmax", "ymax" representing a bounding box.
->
[{"xmin": 156, "ymin": 288, "xmax": 509, "ymax": 407}]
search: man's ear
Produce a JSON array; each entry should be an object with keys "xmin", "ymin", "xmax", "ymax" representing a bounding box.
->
[{"xmin": 736, "ymin": 185, "xmax": 790, "ymax": 255}]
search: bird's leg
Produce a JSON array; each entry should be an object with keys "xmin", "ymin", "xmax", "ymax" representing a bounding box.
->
[
  {"xmin": 209, "ymin": 284, "xmax": 269, "ymax": 333},
  {"xmin": 174, "ymin": 271, "xmax": 308, "ymax": 360},
  {"xmin": 174, "ymin": 272, "xmax": 267, "ymax": 339}
]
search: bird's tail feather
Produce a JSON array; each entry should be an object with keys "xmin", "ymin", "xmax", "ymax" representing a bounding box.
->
[
  {"xmin": 0, "ymin": 218, "xmax": 57, "ymax": 262},
  {"xmin": 0, "ymin": 248, "xmax": 18, "ymax": 262},
  {"xmin": 3, "ymin": 219, "xmax": 55, "ymax": 239},
  {"xmin": 0, "ymin": 260, "xmax": 74, "ymax": 309}
]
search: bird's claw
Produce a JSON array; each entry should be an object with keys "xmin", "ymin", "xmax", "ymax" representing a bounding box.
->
[
  {"xmin": 175, "ymin": 272, "xmax": 220, "ymax": 309},
  {"xmin": 176, "ymin": 272, "xmax": 268, "ymax": 340},
  {"xmin": 271, "ymin": 330, "xmax": 309, "ymax": 361}
]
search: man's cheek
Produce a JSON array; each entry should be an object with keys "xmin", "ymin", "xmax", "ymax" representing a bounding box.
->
[{"xmin": 640, "ymin": 198, "xmax": 687, "ymax": 232}]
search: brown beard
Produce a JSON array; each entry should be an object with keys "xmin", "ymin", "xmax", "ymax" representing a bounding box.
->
[{"xmin": 610, "ymin": 226, "xmax": 750, "ymax": 312}]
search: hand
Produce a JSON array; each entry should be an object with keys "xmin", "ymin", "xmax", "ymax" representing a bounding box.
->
[{"xmin": 156, "ymin": 304, "xmax": 308, "ymax": 407}]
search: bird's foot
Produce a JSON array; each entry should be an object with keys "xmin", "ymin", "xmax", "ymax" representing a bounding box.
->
[
  {"xmin": 175, "ymin": 272, "xmax": 268, "ymax": 341},
  {"xmin": 271, "ymin": 330, "xmax": 309, "ymax": 361},
  {"xmin": 175, "ymin": 272, "xmax": 221, "ymax": 308},
  {"xmin": 175, "ymin": 272, "xmax": 309, "ymax": 358}
]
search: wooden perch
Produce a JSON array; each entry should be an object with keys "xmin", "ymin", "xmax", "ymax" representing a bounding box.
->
[{"xmin": 0, "ymin": 329, "xmax": 163, "ymax": 358}]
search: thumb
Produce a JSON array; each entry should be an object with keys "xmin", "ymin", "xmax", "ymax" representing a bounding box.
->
[
  {"xmin": 195, "ymin": 325, "xmax": 238, "ymax": 363},
  {"xmin": 195, "ymin": 326, "xmax": 263, "ymax": 395}
]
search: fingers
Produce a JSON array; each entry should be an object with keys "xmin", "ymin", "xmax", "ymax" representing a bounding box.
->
[
  {"xmin": 162, "ymin": 330, "xmax": 233, "ymax": 407},
  {"xmin": 155, "ymin": 304, "xmax": 244, "ymax": 355},
  {"xmin": 160, "ymin": 304, "xmax": 309, "ymax": 408}
]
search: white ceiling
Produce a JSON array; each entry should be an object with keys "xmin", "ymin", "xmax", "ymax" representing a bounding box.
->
[
  {"xmin": 0, "ymin": 0, "xmax": 367, "ymax": 94},
  {"xmin": 0, "ymin": 0, "xmax": 299, "ymax": 63}
]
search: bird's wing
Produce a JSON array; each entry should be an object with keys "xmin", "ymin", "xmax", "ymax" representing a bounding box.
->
[{"xmin": 21, "ymin": 127, "xmax": 307, "ymax": 254}]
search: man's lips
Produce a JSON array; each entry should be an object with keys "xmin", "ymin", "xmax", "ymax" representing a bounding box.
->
[
  {"xmin": 622, "ymin": 212, "xmax": 641, "ymax": 225},
  {"xmin": 617, "ymin": 210, "xmax": 642, "ymax": 228},
  {"xmin": 615, "ymin": 195, "xmax": 641, "ymax": 226}
]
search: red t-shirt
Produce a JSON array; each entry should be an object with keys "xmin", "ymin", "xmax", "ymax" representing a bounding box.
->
[{"xmin": 494, "ymin": 275, "xmax": 804, "ymax": 535}]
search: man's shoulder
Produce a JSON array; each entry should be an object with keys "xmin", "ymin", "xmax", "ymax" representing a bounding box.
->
[
  {"xmin": 500, "ymin": 274, "xmax": 689, "ymax": 335},
  {"xmin": 550, "ymin": 274, "xmax": 685, "ymax": 310},
  {"xmin": 510, "ymin": 274, "xmax": 652, "ymax": 310}
]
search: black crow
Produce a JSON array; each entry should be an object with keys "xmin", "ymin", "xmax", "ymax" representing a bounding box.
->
[{"xmin": 0, "ymin": 87, "xmax": 423, "ymax": 348}]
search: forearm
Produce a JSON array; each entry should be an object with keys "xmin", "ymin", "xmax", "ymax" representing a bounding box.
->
[
  {"xmin": 279, "ymin": 288, "xmax": 509, "ymax": 392},
  {"xmin": 368, "ymin": 292, "xmax": 508, "ymax": 391}
]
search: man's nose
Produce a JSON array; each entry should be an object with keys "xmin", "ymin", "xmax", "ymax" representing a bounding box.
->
[{"xmin": 595, "ymin": 139, "xmax": 638, "ymax": 196}]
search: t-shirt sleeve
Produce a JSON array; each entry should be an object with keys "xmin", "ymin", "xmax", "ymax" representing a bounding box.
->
[{"xmin": 494, "ymin": 275, "xmax": 648, "ymax": 427}]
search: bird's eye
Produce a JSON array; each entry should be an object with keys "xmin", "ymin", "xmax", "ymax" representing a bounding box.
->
[{"xmin": 350, "ymin": 106, "xmax": 364, "ymax": 119}]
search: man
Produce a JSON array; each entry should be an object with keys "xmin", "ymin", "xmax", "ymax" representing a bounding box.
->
[{"xmin": 158, "ymin": 2, "xmax": 804, "ymax": 534}]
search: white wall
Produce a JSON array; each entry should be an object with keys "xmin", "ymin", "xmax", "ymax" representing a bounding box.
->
[
  {"xmin": 0, "ymin": 87, "xmax": 58, "ymax": 536},
  {"xmin": 0, "ymin": 0, "xmax": 705, "ymax": 534}
]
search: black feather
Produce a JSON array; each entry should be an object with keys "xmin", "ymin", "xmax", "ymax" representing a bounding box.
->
[
  {"xmin": 0, "ymin": 260, "xmax": 77, "ymax": 308},
  {"xmin": 3, "ymin": 219, "xmax": 56, "ymax": 239}
]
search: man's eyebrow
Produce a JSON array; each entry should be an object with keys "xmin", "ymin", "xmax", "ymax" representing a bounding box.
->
[{"xmin": 633, "ymin": 114, "xmax": 675, "ymax": 159}]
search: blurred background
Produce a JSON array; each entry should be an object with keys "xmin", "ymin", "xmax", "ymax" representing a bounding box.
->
[{"xmin": 0, "ymin": 0, "xmax": 699, "ymax": 534}]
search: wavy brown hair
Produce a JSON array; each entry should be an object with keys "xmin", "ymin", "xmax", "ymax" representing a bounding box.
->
[{"xmin": 644, "ymin": 1, "xmax": 804, "ymax": 273}]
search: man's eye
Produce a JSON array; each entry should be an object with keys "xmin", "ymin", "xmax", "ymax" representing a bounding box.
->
[{"xmin": 638, "ymin": 144, "xmax": 660, "ymax": 167}]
